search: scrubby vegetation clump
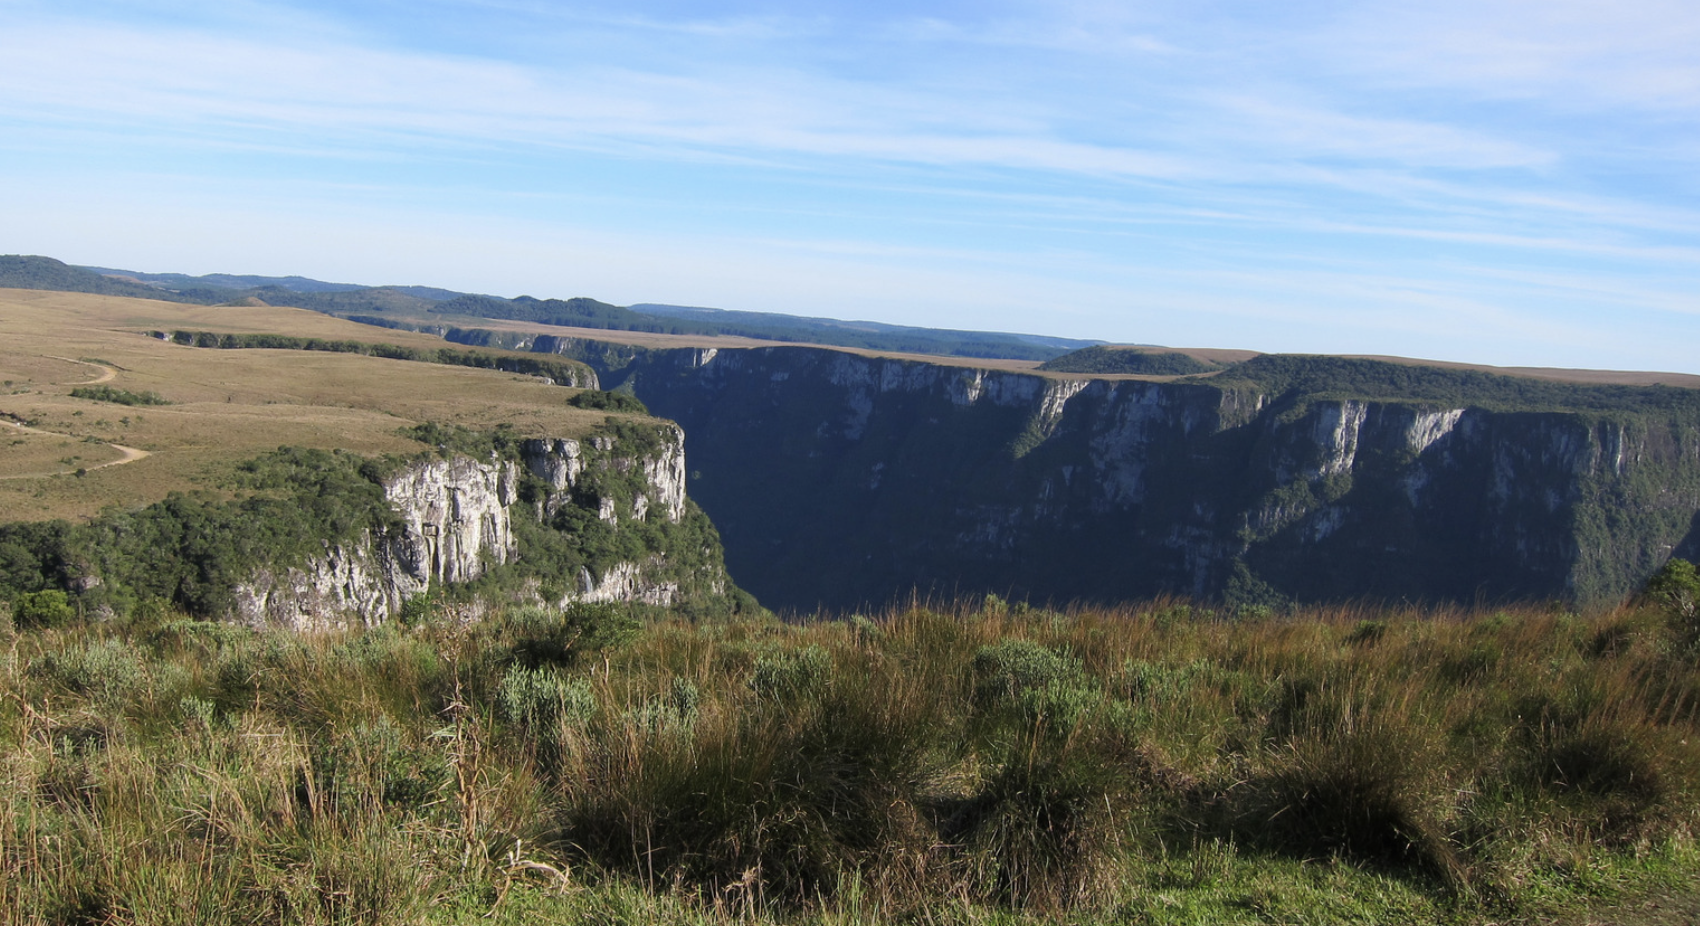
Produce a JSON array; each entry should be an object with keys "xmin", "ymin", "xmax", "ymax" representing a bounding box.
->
[
  {"xmin": 67, "ymin": 385, "xmax": 170, "ymax": 406},
  {"xmin": 2, "ymin": 592, "xmax": 1697, "ymax": 924}
]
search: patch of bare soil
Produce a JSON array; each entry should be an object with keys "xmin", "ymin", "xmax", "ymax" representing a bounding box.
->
[{"xmin": 1526, "ymin": 889, "xmax": 1700, "ymax": 926}]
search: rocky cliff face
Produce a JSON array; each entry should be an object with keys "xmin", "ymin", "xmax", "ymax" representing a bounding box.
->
[
  {"xmin": 233, "ymin": 423, "xmax": 723, "ymax": 628},
  {"xmin": 528, "ymin": 342, "xmax": 1700, "ymax": 613}
]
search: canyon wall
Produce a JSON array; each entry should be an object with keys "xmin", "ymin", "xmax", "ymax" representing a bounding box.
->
[{"xmin": 508, "ymin": 338, "xmax": 1700, "ymax": 613}]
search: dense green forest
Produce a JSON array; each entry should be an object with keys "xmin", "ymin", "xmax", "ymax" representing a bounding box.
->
[
  {"xmin": 1208, "ymin": 354, "xmax": 1700, "ymax": 415},
  {"xmin": 0, "ymin": 447, "xmax": 406, "ymax": 617},
  {"xmin": 1038, "ymin": 346, "xmax": 1224, "ymax": 376}
]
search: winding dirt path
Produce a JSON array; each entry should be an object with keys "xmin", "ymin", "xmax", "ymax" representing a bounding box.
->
[
  {"xmin": 42, "ymin": 353, "xmax": 119, "ymax": 382},
  {"xmin": 0, "ymin": 419, "xmax": 150, "ymax": 479},
  {"xmin": 0, "ymin": 356, "xmax": 150, "ymax": 478},
  {"xmin": 43, "ymin": 355, "xmax": 118, "ymax": 385}
]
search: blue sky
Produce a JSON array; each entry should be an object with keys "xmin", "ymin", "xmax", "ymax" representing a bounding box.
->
[{"xmin": 2, "ymin": 0, "xmax": 1698, "ymax": 371}]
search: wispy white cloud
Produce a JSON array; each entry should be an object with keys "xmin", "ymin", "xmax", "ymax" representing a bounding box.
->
[
  {"xmin": 1190, "ymin": 94, "xmax": 1555, "ymax": 169},
  {"xmin": 0, "ymin": 7, "xmax": 1576, "ymax": 184},
  {"xmin": 0, "ymin": 19, "xmax": 1200, "ymax": 179},
  {"xmin": 3, "ymin": 0, "xmax": 1698, "ymax": 372},
  {"xmin": 1313, "ymin": 0, "xmax": 1700, "ymax": 110}
]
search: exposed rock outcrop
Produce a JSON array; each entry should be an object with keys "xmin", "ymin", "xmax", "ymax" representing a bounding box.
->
[{"xmin": 233, "ymin": 423, "xmax": 722, "ymax": 628}]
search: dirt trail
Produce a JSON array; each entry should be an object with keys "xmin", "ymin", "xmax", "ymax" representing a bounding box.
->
[
  {"xmin": 0, "ymin": 419, "xmax": 150, "ymax": 479},
  {"xmin": 45, "ymin": 355, "xmax": 118, "ymax": 385},
  {"xmin": 95, "ymin": 442, "xmax": 150, "ymax": 468},
  {"xmin": 1527, "ymin": 888, "xmax": 1700, "ymax": 926},
  {"xmin": 0, "ymin": 356, "xmax": 150, "ymax": 478}
]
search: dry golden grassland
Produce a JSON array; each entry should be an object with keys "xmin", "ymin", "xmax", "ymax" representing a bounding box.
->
[{"xmin": 0, "ymin": 288, "xmax": 614, "ymax": 522}]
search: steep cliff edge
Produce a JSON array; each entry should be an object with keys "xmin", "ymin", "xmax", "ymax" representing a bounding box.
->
[
  {"xmin": 0, "ymin": 419, "xmax": 743, "ymax": 626},
  {"xmin": 514, "ymin": 339, "xmax": 1700, "ymax": 612}
]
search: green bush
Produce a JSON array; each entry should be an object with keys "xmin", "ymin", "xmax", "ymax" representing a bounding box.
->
[
  {"xmin": 972, "ymin": 639, "xmax": 1080, "ymax": 709},
  {"xmin": 749, "ymin": 644, "xmax": 831, "ymax": 701},
  {"xmin": 507, "ymin": 602, "xmax": 641, "ymax": 668},
  {"xmin": 14, "ymin": 588, "xmax": 75, "ymax": 628},
  {"xmin": 1645, "ymin": 557, "xmax": 1700, "ymax": 651},
  {"xmin": 1346, "ymin": 620, "xmax": 1388, "ymax": 646},
  {"xmin": 69, "ymin": 385, "xmax": 170, "ymax": 406},
  {"xmin": 566, "ymin": 389, "xmax": 648, "ymax": 414},
  {"xmin": 29, "ymin": 638, "xmax": 146, "ymax": 705},
  {"xmin": 497, "ymin": 664, "xmax": 596, "ymax": 730}
]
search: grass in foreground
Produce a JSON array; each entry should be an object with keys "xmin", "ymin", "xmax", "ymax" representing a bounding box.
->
[{"xmin": 1, "ymin": 597, "xmax": 1696, "ymax": 924}]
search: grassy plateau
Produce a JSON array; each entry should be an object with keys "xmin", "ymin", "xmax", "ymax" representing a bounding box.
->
[{"xmin": 0, "ymin": 288, "xmax": 613, "ymax": 522}]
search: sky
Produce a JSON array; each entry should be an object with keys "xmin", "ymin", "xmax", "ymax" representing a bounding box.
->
[{"xmin": 2, "ymin": 0, "xmax": 1698, "ymax": 372}]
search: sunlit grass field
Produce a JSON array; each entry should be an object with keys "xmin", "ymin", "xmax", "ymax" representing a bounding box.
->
[
  {"xmin": 3, "ymin": 596, "xmax": 1695, "ymax": 925},
  {"xmin": 0, "ymin": 289, "xmax": 613, "ymax": 521}
]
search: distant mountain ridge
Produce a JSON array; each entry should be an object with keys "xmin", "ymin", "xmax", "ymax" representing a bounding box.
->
[
  {"xmin": 0, "ymin": 255, "xmax": 1099, "ymax": 361},
  {"xmin": 630, "ymin": 303, "xmax": 1097, "ymax": 355}
]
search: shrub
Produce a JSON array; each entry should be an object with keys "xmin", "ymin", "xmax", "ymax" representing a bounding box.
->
[
  {"xmin": 848, "ymin": 613, "xmax": 884, "ymax": 645},
  {"xmin": 1644, "ymin": 557, "xmax": 1700, "ymax": 652},
  {"xmin": 69, "ymin": 385, "xmax": 170, "ymax": 406},
  {"xmin": 29, "ymin": 638, "xmax": 146, "ymax": 706},
  {"xmin": 507, "ymin": 602, "xmax": 640, "ymax": 668},
  {"xmin": 566, "ymin": 389, "xmax": 648, "ymax": 414},
  {"xmin": 749, "ymin": 644, "xmax": 831, "ymax": 701},
  {"xmin": 623, "ymin": 678, "xmax": 701, "ymax": 739},
  {"xmin": 396, "ymin": 592, "xmax": 435, "ymax": 627},
  {"xmin": 1345, "ymin": 620, "xmax": 1388, "ymax": 646},
  {"xmin": 1121, "ymin": 658, "xmax": 1208, "ymax": 704},
  {"xmin": 972, "ymin": 639, "xmax": 1080, "ymax": 708},
  {"xmin": 497, "ymin": 664, "xmax": 596, "ymax": 731},
  {"xmin": 1644, "ymin": 558, "xmax": 1700, "ymax": 618},
  {"xmin": 178, "ymin": 695, "xmax": 219, "ymax": 730},
  {"xmin": 14, "ymin": 588, "xmax": 76, "ymax": 628}
]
